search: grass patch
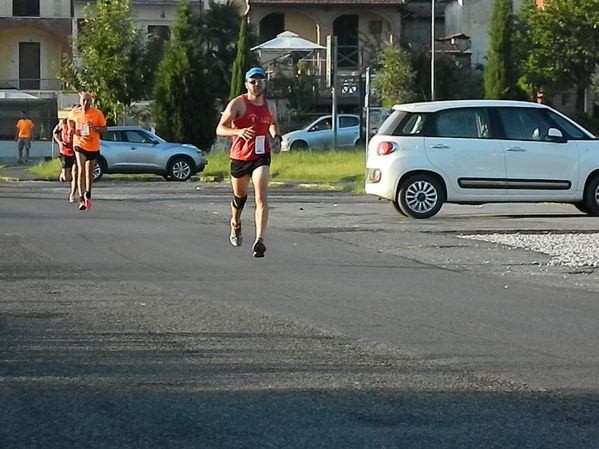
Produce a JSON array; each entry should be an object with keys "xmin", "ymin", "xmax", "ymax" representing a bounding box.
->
[
  {"xmin": 29, "ymin": 149, "xmax": 367, "ymax": 190},
  {"xmin": 28, "ymin": 159, "xmax": 61, "ymax": 179},
  {"xmin": 206, "ymin": 148, "xmax": 366, "ymax": 185}
]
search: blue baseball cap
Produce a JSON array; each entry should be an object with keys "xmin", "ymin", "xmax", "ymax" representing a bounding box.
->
[{"xmin": 245, "ymin": 67, "xmax": 266, "ymax": 79}]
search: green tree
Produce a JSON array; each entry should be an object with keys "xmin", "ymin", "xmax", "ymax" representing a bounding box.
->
[
  {"xmin": 60, "ymin": 0, "xmax": 138, "ymax": 123},
  {"xmin": 371, "ymin": 45, "xmax": 416, "ymax": 106},
  {"xmin": 410, "ymin": 47, "xmax": 484, "ymax": 101},
  {"xmin": 152, "ymin": 0, "xmax": 219, "ymax": 149},
  {"xmin": 201, "ymin": 0, "xmax": 243, "ymax": 103},
  {"xmin": 518, "ymin": 0, "xmax": 599, "ymax": 111},
  {"xmin": 484, "ymin": 0, "xmax": 517, "ymax": 99},
  {"xmin": 229, "ymin": 14, "xmax": 250, "ymax": 100}
]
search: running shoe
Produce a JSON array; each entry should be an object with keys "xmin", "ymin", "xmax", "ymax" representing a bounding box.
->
[
  {"xmin": 58, "ymin": 175, "xmax": 65, "ymax": 182},
  {"xmin": 229, "ymin": 220, "xmax": 242, "ymax": 247},
  {"xmin": 68, "ymin": 194, "xmax": 77, "ymax": 203},
  {"xmin": 78, "ymin": 199, "xmax": 86, "ymax": 211},
  {"xmin": 84, "ymin": 192, "xmax": 92, "ymax": 211},
  {"xmin": 252, "ymin": 239, "xmax": 266, "ymax": 258}
]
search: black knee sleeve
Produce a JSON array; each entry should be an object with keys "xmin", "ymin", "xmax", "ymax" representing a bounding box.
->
[{"xmin": 232, "ymin": 195, "xmax": 247, "ymax": 210}]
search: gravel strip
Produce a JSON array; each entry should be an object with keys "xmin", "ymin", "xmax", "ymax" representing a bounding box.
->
[{"xmin": 459, "ymin": 233, "xmax": 599, "ymax": 268}]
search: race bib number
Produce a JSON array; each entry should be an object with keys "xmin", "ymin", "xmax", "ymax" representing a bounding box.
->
[
  {"xmin": 81, "ymin": 123, "xmax": 90, "ymax": 136},
  {"xmin": 255, "ymin": 135, "xmax": 265, "ymax": 154}
]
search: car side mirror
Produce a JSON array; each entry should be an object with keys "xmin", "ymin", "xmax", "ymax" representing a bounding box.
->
[
  {"xmin": 547, "ymin": 127, "xmax": 567, "ymax": 143},
  {"xmin": 151, "ymin": 139, "xmax": 159, "ymax": 145}
]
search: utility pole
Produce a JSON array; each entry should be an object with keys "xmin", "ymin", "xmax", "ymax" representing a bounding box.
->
[
  {"xmin": 327, "ymin": 35, "xmax": 338, "ymax": 149},
  {"xmin": 431, "ymin": 0, "xmax": 435, "ymax": 101},
  {"xmin": 364, "ymin": 67, "xmax": 371, "ymax": 153}
]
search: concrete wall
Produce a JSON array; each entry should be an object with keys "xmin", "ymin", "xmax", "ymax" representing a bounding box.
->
[{"xmin": 0, "ymin": 140, "xmax": 54, "ymax": 163}]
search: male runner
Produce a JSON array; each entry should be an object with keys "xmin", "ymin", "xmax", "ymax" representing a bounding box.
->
[{"xmin": 216, "ymin": 67, "xmax": 281, "ymax": 257}]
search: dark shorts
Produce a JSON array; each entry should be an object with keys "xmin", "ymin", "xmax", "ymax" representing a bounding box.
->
[
  {"xmin": 59, "ymin": 154, "xmax": 76, "ymax": 169},
  {"xmin": 74, "ymin": 146, "xmax": 99, "ymax": 161},
  {"xmin": 230, "ymin": 154, "xmax": 271, "ymax": 179}
]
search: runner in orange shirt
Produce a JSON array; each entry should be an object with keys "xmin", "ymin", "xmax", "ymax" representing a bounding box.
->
[
  {"xmin": 71, "ymin": 92, "xmax": 107, "ymax": 211},
  {"xmin": 15, "ymin": 111, "xmax": 35, "ymax": 164},
  {"xmin": 53, "ymin": 117, "xmax": 78, "ymax": 202}
]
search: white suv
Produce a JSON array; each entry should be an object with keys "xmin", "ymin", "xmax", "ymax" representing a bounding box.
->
[{"xmin": 365, "ymin": 100, "xmax": 599, "ymax": 218}]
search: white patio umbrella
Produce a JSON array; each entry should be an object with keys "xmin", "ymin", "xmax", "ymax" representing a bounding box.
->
[
  {"xmin": 251, "ymin": 31, "xmax": 325, "ymax": 71},
  {"xmin": 251, "ymin": 31, "xmax": 325, "ymax": 52}
]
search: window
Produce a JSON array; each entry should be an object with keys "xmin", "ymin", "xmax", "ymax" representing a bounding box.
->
[
  {"xmin": 334, "ymin": 15, "xmax": 359, "ymax": 68},
  {"xmin": 13, "ymin": 0, "xmax": 39, "ymax": 16},
  {"xmin": 496, "ymin": 108, "xmax": 552, "ymax": 141},
  {"xmin": 102, "ymin": 131, "xmax": 123, "ymax": 142},
  {"xmin": 77, "ymin": 18, "xmax": 86, "ymax": 35},
  {"xmin": 148, "ymin": 25, "xmax": 171, "ymax": 43},
  {"xmin": 433, "ymin": 108, "xmax": 490, "ymax": 138},
  {"xmin": 310, "ymin": 118, "xmax": 332, "ymax": 132},
  {"xmin": 339, "ymin": 116, "xmax": 359, "ymax": 128},
  {"xmin": 259, "ymin": 13, "xmax": 284, "ymax": 43},
  {"xmin": 376, "ymin": 112, "xmax": 429, "ymax": 137},
  {"xmin": 546, "ymin": 110, "xmax": 588, "ymax": 140},
  {"xmin": 399, "ymin": 114, "xmax": 426, "ymax": 135},
  {"xmin": 126, "ymin": 130, "xmax": 154, "ymax": 144}
]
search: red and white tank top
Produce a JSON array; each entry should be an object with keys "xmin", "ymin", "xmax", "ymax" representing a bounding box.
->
[
  {"xmin": 230, "ymin": 95, "xmax": 272, "ymax": 161},
  {"xmin": 60, "ymin": 127, "xmax": 75, "ymax": 156}
]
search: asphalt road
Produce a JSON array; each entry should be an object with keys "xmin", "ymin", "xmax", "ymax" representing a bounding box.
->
[{"xmin": 1, "ymin": 180, "xmax": 598, "ymax": 448}]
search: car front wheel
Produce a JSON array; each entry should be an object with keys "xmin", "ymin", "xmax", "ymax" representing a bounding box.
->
[
  {"xmin": 92, "ymin": 157, "xmax": 106, "ymax": 181},
  {"xmin": 582, "ymin": 175, "xmax": 599, "ymax": 215},
  {"xmin": 395, "ymin": 174, "xmax": 444, "ymax": 219},
  {"xmin": 290, "ymin": 140, "xmax": 308, "ymax": 151},
  {"xmin": 168, "ymin": 157, "xmax": 193, "ymax": 181}
]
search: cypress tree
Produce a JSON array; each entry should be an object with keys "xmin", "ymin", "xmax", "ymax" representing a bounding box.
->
[
  {"xmin": 229, "ymin": 14, "xmax": 249, "ymax": 100},
  {"xmin": 152, "ymin": 0, "xmax": 218, "ymax": 149},
  {"xmin": 484, "ymin": 0, "xmax": 513, "ymax": 99}
]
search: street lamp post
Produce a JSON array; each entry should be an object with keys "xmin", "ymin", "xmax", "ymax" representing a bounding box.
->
[{"xmin": 431, "ymin": 0, "xmax": 435, "ymax": 101}]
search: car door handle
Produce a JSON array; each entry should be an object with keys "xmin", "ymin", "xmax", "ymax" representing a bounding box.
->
[
  {"xmin": 506, "ymin": 147, "xmax": 526, "ymax": 152},
  {"xmin": 130, "ymin": 146, "xmax": 137, "ymax": 150},
  {"xmin": 429, "ymin": 144, "xmax": 449, "ymax": 149}
]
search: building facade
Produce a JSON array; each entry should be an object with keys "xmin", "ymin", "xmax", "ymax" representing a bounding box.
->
[
  {"xmin": 0, "ymin": 0, "xmax": 211, "ymax": 104},
  {"xmin": 0, "ymin": 0, "xmax": 72, "ymax": 92}
]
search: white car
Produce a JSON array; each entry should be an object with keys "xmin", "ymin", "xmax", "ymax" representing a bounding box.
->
[
  {"xmin": 281, "ymin": 114, "xmax": 361, "ymax": 151},
  {"xmin": 365, "ymin": 100, "xmax": 599, "ymax": 218},
  {"xmin": 94, "ymin": 126, "xmax": 207, "ymax": 181}
]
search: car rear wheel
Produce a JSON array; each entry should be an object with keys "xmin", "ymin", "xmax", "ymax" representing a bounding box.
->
[
  {"xmin": 396, "ymin": 174, "xmax": 444, "ymax": 219},
  {"xmin": 92, "ymin": 157, "xmax": 106, "ymax": 181},
  {"xmin": 290, "ymin": 140, "xmax": 308, "ymax": 151},
  {"xmin": 582, "ymin": 176, "xmax": 599, "ymax": 215},
  {"xmin": 168, "ymin": 157, "xmax": 193, "ymax": 181}
]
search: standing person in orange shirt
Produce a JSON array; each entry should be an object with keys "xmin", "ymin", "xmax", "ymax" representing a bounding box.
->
[
  {"xmin": 71, "ymin": 92, "xmax": 107, "ymax": 211},
  {"xmin": 15, "ymin": 111, "xmax": 35, "ymax": 164}
]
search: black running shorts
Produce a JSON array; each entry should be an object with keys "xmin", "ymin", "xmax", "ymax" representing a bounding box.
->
[
  {"xmin": 74, "ymin": 146, "xmax": 99, "ymax": 161},
  {"xmin": 59, "ymin": 154, "xmax": 76, "ymax": 169},
  {"xmin": 230, "ymin": 153, "xmax": 271, "ymax": 179}
]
